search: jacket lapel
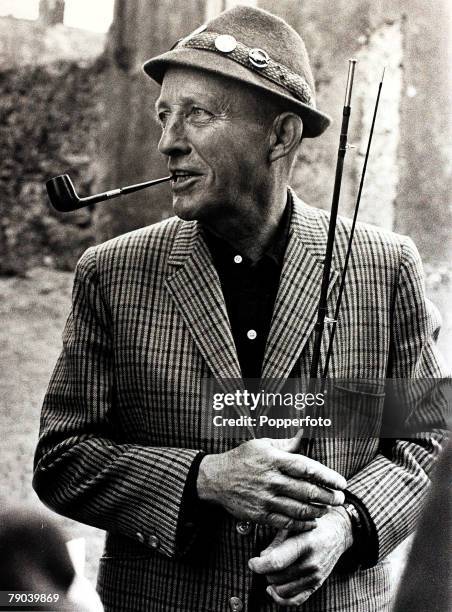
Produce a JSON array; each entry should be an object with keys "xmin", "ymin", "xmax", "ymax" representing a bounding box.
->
[
  {"xmin": 165, "ymin": 221, "xmax": 246, "ymax": 400},
  {"xmin": 260, "ymin": 195, "xmax": 339, "ymax": 394}
]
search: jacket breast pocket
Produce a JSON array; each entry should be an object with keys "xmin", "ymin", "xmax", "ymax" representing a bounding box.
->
[{"xmin": 326, "ymin": 381, "xmax": 386, "ymax": 439}]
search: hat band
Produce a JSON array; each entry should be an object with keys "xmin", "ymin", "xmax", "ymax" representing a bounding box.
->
[{"xmin": 176, "ymin": 31, "xmax": 315, "ymax": 108}]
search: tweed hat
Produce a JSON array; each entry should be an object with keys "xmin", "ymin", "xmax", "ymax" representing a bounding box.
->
[{"xmin": 143, "ymin": 5, "xmax": 331, "ymax": 138}]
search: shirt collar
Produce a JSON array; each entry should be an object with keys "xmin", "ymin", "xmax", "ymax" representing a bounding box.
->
[{"xmin": 202, "ymin": 191, "xmax": 293, "ymax": 269}]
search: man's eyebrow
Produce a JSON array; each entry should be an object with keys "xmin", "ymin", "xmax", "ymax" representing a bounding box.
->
[{"xmin": 155, "ymin": 94, "xmax": 230, "ymax": 114}]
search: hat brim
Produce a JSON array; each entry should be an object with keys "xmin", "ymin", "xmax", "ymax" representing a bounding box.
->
[{"xmin": 143, "ymin": 47, "xmax": 331, "ymax": 138}]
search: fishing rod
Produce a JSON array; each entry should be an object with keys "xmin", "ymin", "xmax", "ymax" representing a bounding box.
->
[
  {"xmin": 321, "ymin": 68, "xmax": 386, "ymax": 380},
  {"xmin": 304, "ymin": 66, "xmax": 385, "ymax": 458},
  {"xmin": 308, "ymin": 58, "xmax": 357, "ymax": 386}
]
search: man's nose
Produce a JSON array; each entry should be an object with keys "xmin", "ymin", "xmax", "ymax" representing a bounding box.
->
[{"xmin": 158, "ymin": 115, "xmax": 190, "ymax": 157}]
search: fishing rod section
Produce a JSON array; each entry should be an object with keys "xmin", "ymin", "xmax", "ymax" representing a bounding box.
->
[
  {"xmin": 321, "ymin": 67, "xmax": 386, "ymax": 380},
  {"xmin": 308, "ymin": 58, "xmax": 357, "ymax": 383}
]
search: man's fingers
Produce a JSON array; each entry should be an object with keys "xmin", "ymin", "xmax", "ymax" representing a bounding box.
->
[
  {"xmin": 270, "ymin": 497, "xmax": 328, "ymax": 521},
  {"xmin": 266, "ymin": 561, "xmax": 312, "ymax": 585},
  {"xmin": 249, "ymin": 534, "xmax": 306, "ymax": 573},
  {"xmin": 272, "ymin": 575, "xmax": 318, "ymax": 599},
  {"xmin": 261, "ymin": 512, "xmax": 320, "ymax": 533},
  {"xmin": 273, "ymin": 475, "xmax": 345, "ymax": 506},
  {"xmin": 260, "ymin": 523, "xmax": 315, "ymax": 558},
  {"xmin": 266, "ymin": 585, "xmax": 313, "ymax": 607},
  {"xmin": 260, "ymin": 529, "xmax": 289, "ymax": 557},
  {"xmin": 276, "ymin": 452, "xmax": 347, "ymax": 490},
  {"xmin": 289, "ymin": 520, "xmax": 317, "ymax": 534}
]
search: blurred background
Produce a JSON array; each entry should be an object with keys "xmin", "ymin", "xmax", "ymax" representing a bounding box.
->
[{"xmin": 1, "ymin": 0, "xmax": 451, "ymax": 596}]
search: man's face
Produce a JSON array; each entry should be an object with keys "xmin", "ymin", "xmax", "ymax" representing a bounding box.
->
[{"xmin": 155, "ymin": 66, "xmax": 273, "ymax": 225}]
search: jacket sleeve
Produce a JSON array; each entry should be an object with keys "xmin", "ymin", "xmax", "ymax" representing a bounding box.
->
[
  {"xmin": 33, "ymin": 246, "xmax": 203, "ymax": 560},
  {"xmin": 345, "ymin": 236, "xmax": 449, "ymax": 567}
]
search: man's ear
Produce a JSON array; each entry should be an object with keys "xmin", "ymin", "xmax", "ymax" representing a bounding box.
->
[{"xmin": 268, "ymin": 113, "xmax": 303, "ymax": 163}]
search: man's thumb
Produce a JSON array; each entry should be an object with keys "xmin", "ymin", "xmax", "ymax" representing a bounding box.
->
[
  {"xmin": 271, "ymin": 429, "xmax": 305, "ymax": 453},
  {"xmin": 260, "ymin": 529, "xmax": 288, "ymax": 556}
]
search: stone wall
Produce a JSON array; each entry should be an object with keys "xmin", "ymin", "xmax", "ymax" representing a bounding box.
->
[
  {"xmin": 0, "ymin": 16, "xmax": 105, "ymax": 274},
  {"xmin": 0, "ymin": 58, "xmax": 106, "ymax": 274}
]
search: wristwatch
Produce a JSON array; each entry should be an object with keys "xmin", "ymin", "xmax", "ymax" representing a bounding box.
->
[
  {"xmin": 337, "ymin": 500, "xmax": 367, "ymax": 569},
  {"xmin": 343, "ymin": 501, "xmax": 363, "ymax": 538}
]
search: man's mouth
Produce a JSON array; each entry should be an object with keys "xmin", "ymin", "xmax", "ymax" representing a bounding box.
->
[{"xmin": 170, "ymin": 170, "xmax": 202, "ymax": 190}]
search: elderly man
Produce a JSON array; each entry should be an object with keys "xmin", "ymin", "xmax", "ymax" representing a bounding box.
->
[{"xmin": 33, "ymin": 5, "xmax": 446, "ymax": 612}]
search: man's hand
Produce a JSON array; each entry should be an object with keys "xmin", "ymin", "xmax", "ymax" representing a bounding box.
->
[
  {"xmin": 196, "ymin": 435, "xmax": 347, "ymax": 531},
  {"xmin": 248, "ymin": 507, "xmax": 353, "ymax": 606}
]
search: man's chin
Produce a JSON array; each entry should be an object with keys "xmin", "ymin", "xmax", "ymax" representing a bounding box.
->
[{"xmin": 172, "ymin": 197, "xmax": 204, "ymax": 222}]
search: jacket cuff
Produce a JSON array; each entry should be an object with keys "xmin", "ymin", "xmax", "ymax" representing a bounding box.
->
[
  {"xmin": 175, "ymin": 451, "xmax": 207, "ymax": 555},
  {"xmin": 338, "ymin": 490, "xmax": 379, "ymax": 570}
]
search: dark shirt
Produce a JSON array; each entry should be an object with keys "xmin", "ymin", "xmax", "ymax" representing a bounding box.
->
[{"xmin": 202, "ymin": 197, "xmax": 292, "ymax": 380}]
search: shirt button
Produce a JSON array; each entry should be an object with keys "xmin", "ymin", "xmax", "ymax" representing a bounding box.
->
[
  {"xmin": 247, "ymin": 329, "xmax": 257, "ymax": 340},
  {"xmin": 148, "ymin": 535, "xmax": 160, "ymax": 549},
  {"xmin": 236, "ymin": 520, "xmax": 252, "ymax": 535},
  {"xmin": 233, "ymin": 255, "xmax": 243, "ymax": 263},
  {"xmin": 136, "ymin": 532, "xmax": 145, "ymax": 544},
  {"xmin": 229, "ymin": 597, "xmax": 243, "ymax": 611}
]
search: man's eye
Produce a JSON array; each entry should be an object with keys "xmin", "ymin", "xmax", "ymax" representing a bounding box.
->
[
  {"xmin": 189, "ymin": 107, "xmax": 212, "ymax": 119},
  {"xmin": 157, "ymin": 111, "xmax": 170, "ymax": 126}
]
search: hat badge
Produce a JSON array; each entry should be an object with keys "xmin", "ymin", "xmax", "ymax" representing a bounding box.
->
[
  {"xmin": 248, "ymin": 48, "xmax": 270, "ymax": 69},
  {"xmin": 214, "ymin": 34, "xmax": 237, "ymax": 53}
]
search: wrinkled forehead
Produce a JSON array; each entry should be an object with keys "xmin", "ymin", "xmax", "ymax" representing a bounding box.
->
[{"xmin": 156, "ymin": 65, "xmax": 265, "ymax": 112}]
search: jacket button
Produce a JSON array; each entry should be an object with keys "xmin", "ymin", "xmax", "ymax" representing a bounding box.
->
[
  {"xmin": 236, "ymin": 520, "xmax": 252, "ymax": 535},
  {"xmin": 229, "ymin": 597, "xmax": 243, "ymax": 611},
  {"xmin": 148, "ymin": 535, "xmax": 160, "ymax": 549},
  {"xmin": 136, "ymin": 532, "xmax": 145, "ymax": 544}
]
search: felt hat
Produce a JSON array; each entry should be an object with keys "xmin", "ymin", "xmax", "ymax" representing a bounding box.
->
[{"xmin": 143, "ymin": 5, "xmax": 331, "ymax": 138}]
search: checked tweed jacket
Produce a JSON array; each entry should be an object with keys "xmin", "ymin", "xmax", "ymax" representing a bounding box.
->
[{"xmin": 33, "ymin": 193, "xmax": 446, "ymax": 612}]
